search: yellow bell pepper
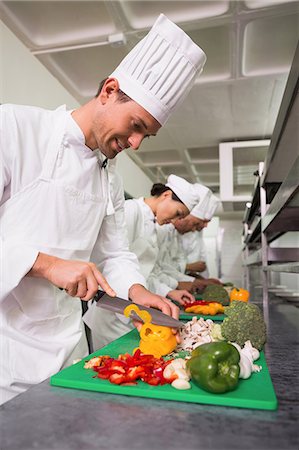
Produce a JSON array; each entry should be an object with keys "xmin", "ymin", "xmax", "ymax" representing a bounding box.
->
[
  {"xmin": 124, "ymin": 304, "xmax": 177, "ymax": 358},
  {"xmin": 139, "ymin": 322, "xmax": 177, "ymax": 358},
  {"xmin": 185, "ymin": 302, "xmax": 224, "ymax": 315},
  {"xmin": 123, "ymin": 303, "xmax": 152, "ymax": 323},
  {"xmin": 230, "ymin": 288, "xmax": 250, "ymax": 303}
]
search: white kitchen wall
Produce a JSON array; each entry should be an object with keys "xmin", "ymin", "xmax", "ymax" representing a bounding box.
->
[
  {"xmin": 0, "ymin": 20, "xmax": 152, "ymax": 198},
  {"xmin": 217, "ymin": 219, "xmax": 244, "ymax": 287},
  {"xmin": 203, "ymin": 217, "xmax": 220, "ymax": 279},
  {"xmin": 115, "ymin": 151, "xmax": 153, "ymax": 198}
]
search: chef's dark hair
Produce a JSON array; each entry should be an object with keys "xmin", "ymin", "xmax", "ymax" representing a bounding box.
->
[
  {"xmin": 95, "ymin": 78, "xmax": 132, "ymax": 103},
  {"xmin": 151, "ymin": 183, "xmax": 183, "ymax": 203}
]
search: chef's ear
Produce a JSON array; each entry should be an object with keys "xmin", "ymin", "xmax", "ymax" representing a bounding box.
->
[
  {"xmin": 162, "ymin": 190, "xmax": 173, "ymax": 200},
  {"xmin": 99, "ymin": 78, "xmax": 120, "ymax": 104}
]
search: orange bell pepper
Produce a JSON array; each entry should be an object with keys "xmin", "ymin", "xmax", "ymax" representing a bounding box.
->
[{"xmin": 230, "ymin": 288, "xmax": 250, "ymax": 303}]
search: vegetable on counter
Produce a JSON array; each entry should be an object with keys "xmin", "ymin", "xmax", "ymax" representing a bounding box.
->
[
  {"xmin": 163, "ymin": 358, "xmax": 191, "ymax": 390},
  {"xmin": 230, "ymin": 288, "xmax": 250, "ymax": 303},
  {"xmin": 139, "ymin": 322, "xmax": 177, "ymax": 358},
  {"xmin": 174, "ymin": 317, "xmax": 214, "ymax": 354},
  {"xmin": 187, "ymin": 342, "xmax": 240, "ymax": 394},
  {"xmin": 185, "ymin": 302, "xmax": 224, "ymax": 316},
  {"xmin": 231, "ymin": 341, "xmax": 262, "ymax": 379},
  {"xmin": 84, "ymin": 349, "xmax": 174, "ymax": 386},
  {"xmin": 202, "ymin": 285, "xmax": 230, "ymax": 306},
  {"xmin": 124, "ymin": 303, "xmax": 177, "ymax": 358},
  {"xmin": 221, "ymin": 301, "xmax": 267, "ymax": 350}
]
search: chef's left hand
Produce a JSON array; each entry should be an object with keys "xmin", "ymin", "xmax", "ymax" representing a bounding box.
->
[
  {"xmin": 167, "ymin": 289, "xmax": 195, "ymax": 305},
  {"xmin": 128, "ymin": 284, "xmax": 181, "ymax": 342}
]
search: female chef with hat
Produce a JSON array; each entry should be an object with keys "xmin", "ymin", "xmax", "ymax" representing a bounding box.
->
[
  {"xmin": 0, "ymin": 14, "xmax": 206, "ymax": 404},
  {"xmin": 151, "ymin": 188, "xmax": 222, "ymax": 292}
]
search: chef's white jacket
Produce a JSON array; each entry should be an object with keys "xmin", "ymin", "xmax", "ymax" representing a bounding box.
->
[
  {"xmin": 180, "ymin": 231, "xmax": 209, "ymax": 277},
  {"xmin": 0, "ymin": 104, "xmax": 145, "ymax": 404},
  {"xmin": 124, "ymin": 198, "xmax": 173, "ymax": 297},
  {"xmin": 150, "ymin": 224, "xmax": 195, "ymax": 288}
]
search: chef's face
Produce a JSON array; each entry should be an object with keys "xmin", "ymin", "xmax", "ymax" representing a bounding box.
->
[
  {"xmin": 90, "ymin": 79, "xmax": 161, "ymax": 158},
  {"xmin": 174, "ymin": 215, "xmax": 209, "ymax": 234},
  {"xmin": 155, "ymin": 192, "xmax": 189, "ymax": 226}
]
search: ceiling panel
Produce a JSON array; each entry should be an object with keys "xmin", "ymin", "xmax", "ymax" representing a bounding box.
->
[
  {"xmin": 188, "ymin": 25, "xmax": 232, "ymax": 82},
  {"xmin": 120, "ymin": 1, "xmax": 231, "ymax": 29},
  {"xmin": 243, "ymin": 13, "xmax": 299, "ymax": 76},
  {"xmin": 1, "ymin": 1, "xmax": 116, "ymax": 48},
  {"xmin": 38, "ymin": 45, "xmax": 130, "ymax": 100}
]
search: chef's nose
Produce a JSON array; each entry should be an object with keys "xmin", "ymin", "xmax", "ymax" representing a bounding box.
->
[{"xmin": 128, "ymin": 133, "xmax": 144, "ymax": 150}]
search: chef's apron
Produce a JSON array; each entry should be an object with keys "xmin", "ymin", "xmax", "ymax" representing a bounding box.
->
[
  {"xmin": 0, "ymin": 110, "xmax": 108, "ymax": 404},
  {"xmin": 129, "ymin": 199, "xmax": 158, "ymax": 280}
]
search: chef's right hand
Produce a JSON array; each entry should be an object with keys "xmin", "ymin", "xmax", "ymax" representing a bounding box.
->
[{"xmin": 27, "ymin": 252, "xmax": 116, "ymax": 301}]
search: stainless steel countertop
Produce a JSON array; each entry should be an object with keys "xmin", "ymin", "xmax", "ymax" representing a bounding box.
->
[{"xmin": 1, "ymin": 297, "xmax": 298, "ymax": 450}]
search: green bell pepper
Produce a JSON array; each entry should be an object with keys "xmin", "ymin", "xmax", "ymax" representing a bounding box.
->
[{"xmin": 187, "ymin": 342, "xmax": 240, "ymax": 394}]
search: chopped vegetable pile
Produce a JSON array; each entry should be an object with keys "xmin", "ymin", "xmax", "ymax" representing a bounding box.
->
[
  {"xmin": 84, "ymin": 349, "xmax": 174, "ymax": 386},
  {"xmin": 173, "ymin": 317, "xmax": 214, "ymax": 354}
]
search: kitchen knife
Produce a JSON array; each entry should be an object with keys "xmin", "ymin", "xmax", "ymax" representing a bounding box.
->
[{"xmin": 94, "ymin": 290, "xmax": 184, "ymax": 328}]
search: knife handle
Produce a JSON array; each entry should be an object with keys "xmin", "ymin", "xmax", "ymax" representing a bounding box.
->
[{"xmin": 92, "ymin": 289, "xmax": 106, "ymax": 303}]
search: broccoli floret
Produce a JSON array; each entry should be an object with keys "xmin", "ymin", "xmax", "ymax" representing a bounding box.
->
[
  {"xmin": 221, "ymin": 301, "xmax": 267, "ymax": 350},
  {"xmin": 202, "ymin": 285, "xmax": 230, "ymax": 306}
]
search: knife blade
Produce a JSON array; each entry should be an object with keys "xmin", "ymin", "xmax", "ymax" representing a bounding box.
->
[{"xmin": 94, "ymin": 290, "xmax": 184, "ymax": 328}]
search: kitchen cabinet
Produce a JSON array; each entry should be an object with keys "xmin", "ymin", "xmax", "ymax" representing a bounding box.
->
[{"xmin": 242, "ymin": 43, "xmax": 299, "ymax": 310}]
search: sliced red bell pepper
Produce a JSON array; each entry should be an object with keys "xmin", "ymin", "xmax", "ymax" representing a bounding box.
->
[
  {"xmin": 87, "ymin": 349, "xmax": 174, "ymax": 387},
  {"xmin": 184, "ymin": 300, "xmax": 217, "ymax": 309}
]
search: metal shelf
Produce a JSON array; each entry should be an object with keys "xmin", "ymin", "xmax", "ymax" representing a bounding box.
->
[
  {"xmin": 263, "ymin": 263, "xmax": 299, "ymax": 274},
  {"xmin": 242, "ymin": 46, "xmax": 299, "ymax": 307},
  {"xmin": 262, "ymin": 155, "xmax": 299, "ymax": 239},
  {"xmin": 243, "ymin": 248, "xmax": 299, "ymax": 267},
  {"xmin": 243, "ymin": 174, "xmax": 260, "ymax": 225},
  {"xmin": 261, "ymin": 42, "xmax": 299, "ymax": 187},
  {"xmin": 243, "ymin": 218, "xmax": 261, "ymax": 245}
]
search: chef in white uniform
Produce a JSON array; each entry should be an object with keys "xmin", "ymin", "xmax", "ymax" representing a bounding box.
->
[
  {"xmin": 151, "ymin": 190, "xmax": 222, "ymax": 292},
  {"xmin": 125, "ymin": 175, "xmax": 207, "ymax": 300},
  {"xmin": 178, "ymin": 195, "xmax": 222, "ymax": 280},
  {"xmin": 0, "ymin": 14, "xmax": 206, "ymax": 404}
]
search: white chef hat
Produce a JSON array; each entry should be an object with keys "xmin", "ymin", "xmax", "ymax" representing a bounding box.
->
[
  {"xmin": 166, "ymin": 174, "xmax": 202, "ymax": 212},
  {"xmin": 109, "ymin": 14, "xmax": 206, "ymax": 126},
  {"xmin": 190, "ymin": 186, "xmax": 212, "ymax": 219},
  {"xmin": 204, "ymin": 195, "xmax": 221, "ymax": 220}
]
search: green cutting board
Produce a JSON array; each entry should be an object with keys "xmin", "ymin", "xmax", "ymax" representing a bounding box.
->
[
  {"xmin": 50, "ymin": 329, "xmax": 277, "ymax": 411},
  {"xmin": 179, "ymin": 312, "xmax": 225, "ymax": 321}
]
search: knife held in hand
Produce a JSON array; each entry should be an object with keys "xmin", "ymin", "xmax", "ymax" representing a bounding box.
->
[{"xmin": 94, "ymin": 290, "xmax": 184, "ymax": 328}]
